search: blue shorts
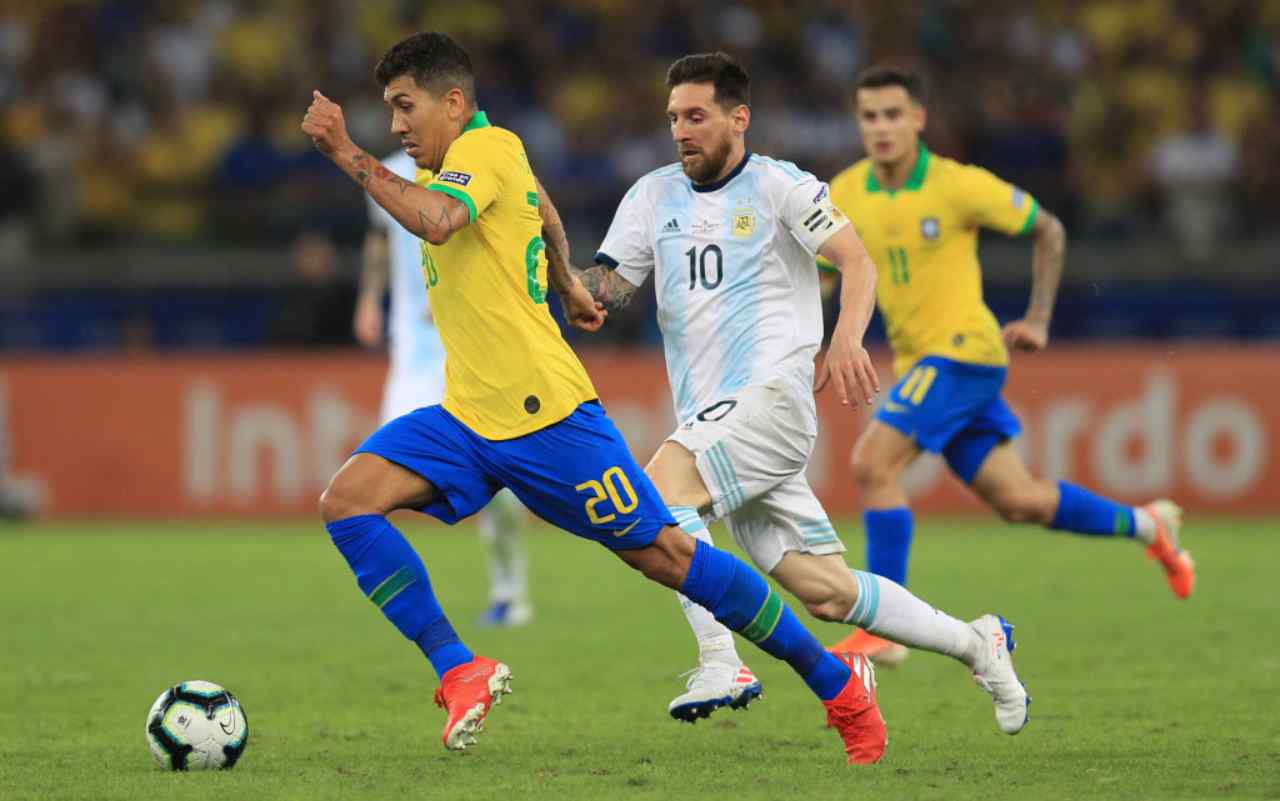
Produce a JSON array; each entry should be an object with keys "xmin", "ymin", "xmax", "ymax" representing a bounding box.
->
[
  {"xmin": 354, "ymin": 402, "xmax": 675, "ymax": 550},
  {"xmin": 874, "ymin": 355, "xmax": 1022, "ymax": 484}
]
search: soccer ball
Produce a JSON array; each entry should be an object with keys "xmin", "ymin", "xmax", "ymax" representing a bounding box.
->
[{"xmin": 144, "ymin": 680, "xmax": 249, "ymax": 770}]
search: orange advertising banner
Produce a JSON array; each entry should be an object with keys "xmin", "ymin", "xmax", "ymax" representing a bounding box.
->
[{"xmin": 2, "ymin": 346, "xmax": 1276, "ymax": 517}]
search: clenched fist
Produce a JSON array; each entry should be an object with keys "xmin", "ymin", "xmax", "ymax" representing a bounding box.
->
[{"xmin": 300, "ymin": 90, "xmax": 352, "ymax": 158}]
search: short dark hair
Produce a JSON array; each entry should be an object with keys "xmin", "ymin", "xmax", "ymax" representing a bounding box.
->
[
  {"xmin": 854, "ymin": 65, "xmax": 927, "ymax": 105},
  {"xmin": 375, "ymin": 32, "xmax": 475, "ymax": 103},
  {"xmin": 666, "ymin": 52, "xmax": 750, "ymax": 109}
]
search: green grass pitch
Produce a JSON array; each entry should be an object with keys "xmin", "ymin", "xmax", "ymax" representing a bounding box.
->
[{"xmin": 2, "ymin": 516, "xmax": 1277, "ymax": 800}]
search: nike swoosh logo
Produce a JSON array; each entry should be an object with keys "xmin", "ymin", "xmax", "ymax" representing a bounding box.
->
[
  {"xmin": 883, "ymin": 401, "xmax": 909, "ymax": 414},
  {"xmin": 614, "ymin": 519, "xmax": 641, "ymax": 538},
  {"xmin": 219, "ymin": 714, "xmax": 236, "ymax": 736}
]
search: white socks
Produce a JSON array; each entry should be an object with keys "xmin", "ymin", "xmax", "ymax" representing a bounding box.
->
[
  {"xmin": 845, "ymin": 569, "xmax": 980, "ymax": 667},
  {"xmin": 477, "ymin": 489, "xmax": 529, "ymax": 604},
  {"xmin": 670, "ymin": 506, "xmax": 741, "ymax": 667},
  {"xmin": 1132, "ymin": 507, "xmax": 1157, "ymax": 545}
]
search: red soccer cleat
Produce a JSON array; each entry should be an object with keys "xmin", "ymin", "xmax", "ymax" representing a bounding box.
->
[
  {"xmin": 1144, "ymin": 500, "xmax": 1195, "ymax": 599},
  {"xmin": 829, "ymin": 628, "xmax": 909, "ymax": 668},
  {"xmin": 432, "ymin": 656, "xmax": 512, "ymax": 751},
  {"xmin": 823, "ymin": 651, "xmax": 887, "ymax": 764}
]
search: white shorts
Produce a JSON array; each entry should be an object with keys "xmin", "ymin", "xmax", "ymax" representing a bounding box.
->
[
  {"xmin": 380, "ymin": 365, "xmax": 446, "ymax": 424},
  {"xmin": 666, "ymin": 376, "xmax": 845, "ymax": 573}
]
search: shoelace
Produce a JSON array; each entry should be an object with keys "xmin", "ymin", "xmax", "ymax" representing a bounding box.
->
[{"xmin": 676, "ymin": 664, "xmax": 737, "ymax": 691}]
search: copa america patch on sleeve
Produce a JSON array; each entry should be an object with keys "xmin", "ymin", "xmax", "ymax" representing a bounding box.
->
[{"xmin": 439, "ymin": 170, "xmax": 472, "ymax": 187}]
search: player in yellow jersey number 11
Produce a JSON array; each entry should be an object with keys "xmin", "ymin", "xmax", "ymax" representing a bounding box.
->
[{"xmin": 826, "ymin": 65, "xmax": 1195, "ymax": 667}]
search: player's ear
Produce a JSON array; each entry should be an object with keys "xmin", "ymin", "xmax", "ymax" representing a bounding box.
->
[
  {"xmin": 446, "ymin": 87, "xmax": 468, "ymax": 120},
  {"xmin": 913, "ymin": 103, "xmax": 927, "ymax": 134},
  {"xmin": 732, "ymin": 104, "xmax": 750, "ymax": 135}
]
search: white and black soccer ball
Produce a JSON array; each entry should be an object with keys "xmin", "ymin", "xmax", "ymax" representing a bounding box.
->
[{"xmin": 144, "ymin": 680, "xmax": 249, "ymax": 770}]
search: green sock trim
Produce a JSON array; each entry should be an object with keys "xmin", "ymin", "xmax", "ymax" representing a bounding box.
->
[
  {"xmin": 741, "ymin": 590, "xmax": 784, "ymax": 643},
  {"xmin": 368, "ymin": 566, "xmax": 416, "ymax": 608}
]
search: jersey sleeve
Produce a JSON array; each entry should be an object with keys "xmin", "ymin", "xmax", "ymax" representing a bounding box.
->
[
  {"xmin": 778, "ymin": 173, "xmax": 851, "ymax": 255},
  {"xmin": 595, "ymin": 180, "xmax": 655, "ymax": 286},
  {"xmin": 426, "ymin": 133, "xmax": 501, "ymax": 224},
  {"xmin": 954, "ymin": 165, "xmax": 1039, "ymax": 236}
]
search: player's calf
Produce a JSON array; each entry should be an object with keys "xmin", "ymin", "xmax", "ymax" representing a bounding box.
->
[
  {"xmin": 984, "ymin": 478, "xmax": 1057, "ymax": 526},
  {"xmin": 613, "ymin": 526, "xmax": 697, "ymax": 589},
  {"xmin": 769, "ymin": 551, "xmax": 861, "ymax": 623}
]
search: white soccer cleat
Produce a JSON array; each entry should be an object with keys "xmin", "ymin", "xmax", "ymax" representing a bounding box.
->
[
  {"xmin": 969, "ymin": 614, "xmax": 1030, "ymax": 735},
  {"xmin": 668, "ymin": 662, "xmax": 763, "ymax": 723}
]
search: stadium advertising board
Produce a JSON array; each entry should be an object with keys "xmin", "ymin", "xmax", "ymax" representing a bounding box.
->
[{"xmin": 2, "ymin": 346, "xmax": 1275, "ymax": 517}]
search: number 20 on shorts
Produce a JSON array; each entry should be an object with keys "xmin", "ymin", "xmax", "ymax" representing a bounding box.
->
[{"xmin": 576, "ymin": 466, "xmax": 639, "ymax": 525}]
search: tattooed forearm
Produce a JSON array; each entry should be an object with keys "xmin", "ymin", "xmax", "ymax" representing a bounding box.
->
[
  {"xmin": 350, "ymin": 152, "xmax": 412, "ymax": 194},
  {"xmin": 417, "ymin": 205, "xmax": 458, "ymax": 242},
  {"xmin": 578, "ymin": 264, "xmax": 638, "ymax": 312},
  {"xmin": 339, "ymin": 145, "xmax": 466, "ymax": 244},
  {"xmin": 1026, "ymin": 211, "xmax": 1066, "ymax": 324},
  {"xmin": 543, "ymin": 234, "xmax": 576, "ymax": 296},
  {"xmin": 534, "ymin": 177, "xmax": 576, "ymax": 296}
]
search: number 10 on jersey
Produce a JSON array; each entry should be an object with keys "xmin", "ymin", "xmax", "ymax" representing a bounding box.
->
[{"xmin": 686, "ymin": 244, "xmax": 724, "ymax": 290}]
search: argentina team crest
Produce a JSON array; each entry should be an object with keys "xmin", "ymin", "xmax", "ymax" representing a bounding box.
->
[
  {"xmin": 920, "ymin": 216, "xmax": 940, "ymax": 240},
  {"xmin": 732, "ymin": 207, "xmax": 756, "ymax": 237}
]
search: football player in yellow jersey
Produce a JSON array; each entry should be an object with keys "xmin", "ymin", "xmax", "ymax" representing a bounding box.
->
[
  {"xmin": 826, "ymin": 66, "xmax": 1195, "ymax": 665},
  {"xmin": 301, "ymin": 31, "xmax": 902, "ymax": 763}
]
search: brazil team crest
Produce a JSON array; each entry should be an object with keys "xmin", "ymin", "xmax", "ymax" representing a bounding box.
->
[{"xmin": 732, "ymin": 208, "xmax": 756, "ymax": 237}]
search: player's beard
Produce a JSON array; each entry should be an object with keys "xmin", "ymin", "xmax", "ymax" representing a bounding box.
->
[{"xmin": 680, "ymin": 136, "xmax": 733, "ymax": 184}]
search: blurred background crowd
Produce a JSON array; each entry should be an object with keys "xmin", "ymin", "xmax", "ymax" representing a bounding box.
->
[{"xmin": 1, "ymin": 0, "xmax": 1278, "ymax": 350}]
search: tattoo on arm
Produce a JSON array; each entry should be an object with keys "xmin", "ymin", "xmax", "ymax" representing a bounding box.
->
[
  {"xmin": 543, "ymin": 234, "xmax": 576, "ymax": 296},
  {"xmin": 350, "ymin": 152, "xmax": 412, "ymax": 194},
  {"xmin": 534, "ymin": 178, "xmax": 578, "ymax": 296},
  {"xmin": 345, "ymin": 146, "xmax": 460, "ymax": 243},
  {"xmin": 417, "ymin": 204, "xmax": 458, "ymax": 241},
  {"xmin": 578, "ymin": 264, "xmax": 638, "ymax": 312}
]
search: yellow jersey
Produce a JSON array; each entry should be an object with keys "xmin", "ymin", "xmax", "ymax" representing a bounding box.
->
[
  {"xmin": 829, "ymin": 145, "xmax": 1038, "ymax": 377},
  {"xmin": 419, "ymin": 111, "xmax": 597, "ymax": 439}
]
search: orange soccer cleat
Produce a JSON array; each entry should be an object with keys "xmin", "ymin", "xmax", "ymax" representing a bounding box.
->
[
  {"xmin": 1144, "ymin": 500, "xmax": 1195, "ymax": 599},
  {"xmin": 823, "ymin": 651, "xmax": 887, "ymax": 764},
  {"xmin": 829, "ymin": 629, "xmax": 909, "ymax": 668},
  {"xmin": 433, "ymin": 656, "xmax": 512, "ymax": 751}
]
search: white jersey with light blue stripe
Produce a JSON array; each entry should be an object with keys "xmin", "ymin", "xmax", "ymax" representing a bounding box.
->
[
  {"xmin": 596, "ymin": 153, "xmax": 849, "ymax": 423},
  {"xmin": 367, "ymin": 150, "xmax": 447, "ymax": 374}
]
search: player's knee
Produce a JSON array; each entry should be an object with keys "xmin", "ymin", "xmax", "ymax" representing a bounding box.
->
[
  {"xmin": 850, "ymin": 450, "xmax": 895, "ymax": 492},
  {"xmin": 318, "ymin": 477, "xmax": 368, "ymax": 524}
]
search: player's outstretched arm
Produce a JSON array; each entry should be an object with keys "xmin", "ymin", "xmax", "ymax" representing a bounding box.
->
[
  {"xmin": 1002, "ymin": 209, "xmax": 1066, "ymax": 352},
  {"xmin": 533, "ymin": 177, "xmax": 607, "ymax": 333},
  {"xmin": 301, "ymin": 90, "xmax": 469, "ymax": 245},
  {"xmin": 815, "ymin": 225, "xmax": 880, "ymax": 407}
]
